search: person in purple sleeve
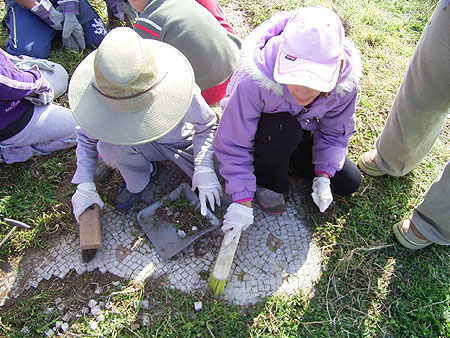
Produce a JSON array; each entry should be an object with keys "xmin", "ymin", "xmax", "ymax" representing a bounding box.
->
[
  {"xmin": 213, "ymin": 7, "xmax": 363, "ymax": 245},
  {"xmin": 0, "ymin": 48, "xmax": 77, "ymax": 163},
  {"xmin": 3, "ymin": 0, "xmax": 109, "ymax": 58}
]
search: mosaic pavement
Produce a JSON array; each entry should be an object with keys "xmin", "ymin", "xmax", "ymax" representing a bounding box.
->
[
  {"xmin": 0, "ymin": 161, "xmax": 323, "ymax": 307},
  {"xmin": 0, "ymin": 4, "xmax": 323, "ymax": 307}
]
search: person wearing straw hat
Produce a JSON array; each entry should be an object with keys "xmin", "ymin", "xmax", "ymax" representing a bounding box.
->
[
  {"xmin": 213, "ymin": 7, "xmax": 363, "ymax": 245},
  {"xmin": 69, "ymin": 27, "xmax": 221, "ymax": 220}
]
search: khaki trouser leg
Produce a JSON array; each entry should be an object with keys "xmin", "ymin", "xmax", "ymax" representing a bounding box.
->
[
  {"xmin": 411, "ymin": 161, "xmax": 450, "ymax": 245},
  {"xmin": 375, "ymin": 0, "xmax": 450, "ymax": 176}
]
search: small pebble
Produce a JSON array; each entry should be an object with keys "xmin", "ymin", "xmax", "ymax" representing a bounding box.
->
[
  {"xmin": 89, "ymin": 321, "xmax": 98, "ymax": 331},
  {"xmin": 177, "ymin": 230, "xmax": 186, "ymax": 238},
  {"xmin": 194, "ymin": 301, "xmax": 202, "ymax": 312},
  {"xmin": 61, "ymin": 323, "xmax": 69, "ymax": 332},
  {"xmin": 140, "ymin": 300, "xmax": 149, "ymax": 310}
]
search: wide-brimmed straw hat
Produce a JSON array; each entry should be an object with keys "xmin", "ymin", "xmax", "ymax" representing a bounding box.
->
[
  {"xmin": 68, "ymin": 27, "xmax": 194, "ymax": 145},
  {"xmin": 274, "ymin": 7, "xmax": 345, "ymax": 93}
]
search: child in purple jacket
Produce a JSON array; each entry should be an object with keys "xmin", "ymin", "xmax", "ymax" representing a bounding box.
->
[{"xmin": 213, "ymin": 7, "xmax": 363, "ymax": 245}]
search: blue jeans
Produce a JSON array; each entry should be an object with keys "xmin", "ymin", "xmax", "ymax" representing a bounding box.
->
[{"xmin": 4, "ymin": 0, "xmax": 107, "ymax": 58}]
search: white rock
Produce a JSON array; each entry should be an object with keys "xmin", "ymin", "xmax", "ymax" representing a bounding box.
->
[
  {"xmin": 91, "ymin": 306, "xmax": 102, "ymax": 316},
  {"xmin": 45, "ymin": 307, "xmax": 54, "ymax": 315},
  {"xmin": 142, "ymin": 314, "xmax": 150, "ymax": 326},
  {"xmin": 21, "ymin": 326, "xmax": 29, "ymax": 334},
  {"xmin": 61, "ymin": 323, "xmax": 69, "ymax": 332},
  {"xmin": 61, "ymin": 312, "xmax": 72, "ymax": 322},
  {"xmin": 140, "ymin": 300, "xmax": 149, "ymax": 310},
  {"xmin": 96, "ymin": 314, "xmax": 105, "ymax": 322},
  {"xmin": 55, "ymin": 321, "xmax": 62, "ymax": 329},
  {"xmin": 191, "ymin": 226, "xmax": 198, "ymax": 232},
  {"xmin": 112, "ymin": 281, "xmax": 120, "ymax": 287},
  {"xmin": 94, "ymin": 286, "xmax": 103, "ymax": 295},
  {"xmin": 194, "ymin": 301, "xmax": 202, "ymax": 312},
  {"xmin": 45, "ymin": 328, "xmax": 54, "ymax": 336},
  {"xmin": 54, "ymin": 297, "xmax": 63, "ymax": 306},
  {"xmin": 89, "ymin": 321, "xmax": 98, "ymax": 331},
  {"xmin": 81, "ymin": 307, "xmax": 90, "ymax": 314},
  {"xmin": 88, "ymin": 299, "xmax": 97, "ymax": 308},
  {"xmin": 177, "ymin": 230, "xmax": 186, "ymax": 238}
]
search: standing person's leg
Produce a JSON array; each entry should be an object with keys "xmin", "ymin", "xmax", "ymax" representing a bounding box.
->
[
  {"xmin": 360, "ymin": 0, "xmax": 450, "ymax": 176},
  {"xmin": 411, "ymin": 161, "xmax": 450, "ymax": 245},
  {"xmin": 393, "ymin": 160, "xmax": 450, "ymax": 249},
  {"xmin": 4, "ymin": 3, "xmax": 57, "ymax": 58}
]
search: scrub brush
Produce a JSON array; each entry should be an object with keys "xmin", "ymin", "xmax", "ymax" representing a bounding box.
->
[{"xmin": 209, "ymin": 230, "xmax": 241, "ymax": 296}]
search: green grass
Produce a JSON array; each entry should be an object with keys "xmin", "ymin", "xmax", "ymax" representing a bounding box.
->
[{"xmin": 1, "ymin": 0, "xmax": 449, "ymax": 337}]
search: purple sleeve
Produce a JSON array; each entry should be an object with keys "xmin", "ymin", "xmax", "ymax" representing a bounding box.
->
[
  {"xmin": 0, "ymin": 55, "xmax": 44, "ymax": 100},
  {"xmin": 312, "ymin": 87, "xmax": 358, "ymax": 176},
  {"xmin": 213, "ymin": 72, "xmax": 263, "ymax": 201}
]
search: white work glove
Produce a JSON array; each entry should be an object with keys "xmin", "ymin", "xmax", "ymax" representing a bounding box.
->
[
  {"xmin": 11, "ymin": 55, "xmax": 56, "ymax": 72},
  {"xmin": 311, "ymin": 176, "xmax": 333, "ymax": 213},
  {"xmin": 191, "ymin": 166, "xmax": 222, "ymax": 216},
  {"xmin": 71, "ymin": 182, "xmax": 104, "ymax": 223},
  {"xmin": 62, "ymin": 13, "xmax": 86, "ymax": 50},
  {"xmin": 221, "ymin": 203, "xmax": 254, "ymax": 246},
  {"xmin": 30, "ymin": 0, "xmax": 64, "ymax": 30},
  {"xmin": 24, "ymin": 74, "xmax": 54, "ymax": 105}
]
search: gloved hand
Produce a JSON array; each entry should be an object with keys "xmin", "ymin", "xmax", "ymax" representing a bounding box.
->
[
  {"xmin": 311, "ymin": 176, "xmax": 333, "ymax": 213},
  {"xmin": 107, "ymin": 0, "xmax": 137, "ymax": 21},
  {"xmin": 221, "ymin": 203, "xmax": 253, "ymax": 246},
  {"xmin": 30, "ymin": 0, "xmax": 64, "ymax": 30},
  {"xmin": 71, "ymin": 182, "xmax": 104, "ymax": 222},
  {"xmin": 11, "ymin": 55, "xmax": 56, "ymax": 72},
  {"xmin": 24, "ymin": 72, "xmax": 54, "ymax": 105},
  {"xmin": 62, "ymin": 12, "xmax": 85, "ymax": 50},
  {"xmin": 191, "ymin": 165, "xmax": 222, "ymax": 216}
]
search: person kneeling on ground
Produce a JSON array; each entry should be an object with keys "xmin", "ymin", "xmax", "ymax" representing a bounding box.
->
[
  {"xmin": 0, "ymin": 48, "xmax": 77, "ymax": 164},
  {"xmin": 213, "ymin": 7, "xmax": 363, "ymax": 245},
  {"xmin": 69, "ymin": 27, "xmax": 222, "ymax": 223},
  {"xmin": 3, "ymin": 0, "xmax": 108, "ymax": 58}
]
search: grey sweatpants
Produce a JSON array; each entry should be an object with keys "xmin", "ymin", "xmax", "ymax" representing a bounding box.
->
[
  {"xmin": 98, "ymin": 140, "xmax": 195, "ymax": 194},
  {"xmin": 374, "ymin": 1, "xmax": 450, "ymax": 243}
]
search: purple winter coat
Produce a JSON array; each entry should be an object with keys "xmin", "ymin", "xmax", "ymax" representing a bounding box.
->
[{"xmin": 213, "ymin": 10, "xmax": 363, "ymax": 202}]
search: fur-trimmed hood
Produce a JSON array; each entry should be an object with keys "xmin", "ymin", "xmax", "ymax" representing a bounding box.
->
[{"xmin": 240, "ymin": 10, "xmax": 363, "ymax": 97}]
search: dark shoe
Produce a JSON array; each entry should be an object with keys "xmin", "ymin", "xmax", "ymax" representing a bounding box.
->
[
  {"xmin": 114, "ymin": 162, "xmax": 158, "ymax": 210},
  {"xmin": 255, "ymin": 186, "xmax": 285, "ymax": 215}
]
